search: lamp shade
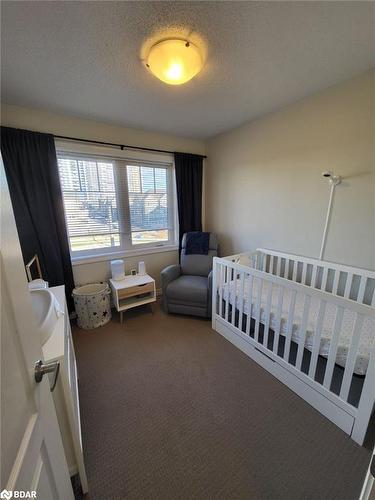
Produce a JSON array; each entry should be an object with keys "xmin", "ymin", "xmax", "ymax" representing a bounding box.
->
[{"xmin": 146, "ymin": 39, "xmax": 203, "ymax": 85}]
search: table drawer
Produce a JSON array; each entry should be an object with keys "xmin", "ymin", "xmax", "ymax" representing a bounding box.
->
[{"xmin": 118, "ymin": 282, "xmax": 154, "ymax": 299}]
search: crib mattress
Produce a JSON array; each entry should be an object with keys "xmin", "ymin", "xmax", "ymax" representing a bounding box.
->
[{"xmin": 220, "ymin": 279, "xmax": 374, "ymax": 376}]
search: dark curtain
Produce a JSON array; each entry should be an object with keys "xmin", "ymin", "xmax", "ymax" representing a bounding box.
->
[
  {"xmin": 1, "ymin": 127, "xmax": 75, "ymax": 310},
  {"xmin": 174, "ymin": 152, "xmax": 203, "ymax": 248}
]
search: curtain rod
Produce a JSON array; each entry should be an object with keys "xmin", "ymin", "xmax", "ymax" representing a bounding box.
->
[{"xmin": 54, "ymin": 134, "xmax": 207, "ymax": 159}]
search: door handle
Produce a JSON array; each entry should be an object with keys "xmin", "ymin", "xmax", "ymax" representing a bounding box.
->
[{"xmin": 34, "ymin": 359, "xmax": 60, "ymax": 391}]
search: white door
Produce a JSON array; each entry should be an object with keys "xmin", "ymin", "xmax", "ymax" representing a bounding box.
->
[{"xmin": 0, "ymin": 157, "xmax": 74, "ymax": 500}]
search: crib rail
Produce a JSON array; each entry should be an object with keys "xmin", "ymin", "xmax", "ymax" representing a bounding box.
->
[
  {"xmin": 258, "ymin": 248, "xmax": 375, "ymax": 306},
  {"xmin": 212, "ymin": 255, "xmax": 375, "ymax": 445},
  {"xmin": 225, "ymin": 248, "xmax": 375, "ymax": 306}
]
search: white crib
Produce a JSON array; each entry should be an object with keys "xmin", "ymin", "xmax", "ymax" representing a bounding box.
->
[{"xmin": 211, "ymin": 248, "xmax": 375, "ymax": 445}]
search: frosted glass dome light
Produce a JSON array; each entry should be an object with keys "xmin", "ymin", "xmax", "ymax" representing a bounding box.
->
[{"xmin": 145, "ymin": 39, "xmax": 203, "ymax": 85}]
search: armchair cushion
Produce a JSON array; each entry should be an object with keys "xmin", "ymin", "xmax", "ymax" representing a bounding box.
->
[
  {"xmin": 180, "ymin": 233, "xmax": 218, "ymax": 277},
  {"xmin": 165, "ymin": 275, "xmax": 209, "ymax": 306}
]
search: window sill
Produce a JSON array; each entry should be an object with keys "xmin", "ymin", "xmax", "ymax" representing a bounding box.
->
[{"xmin": 71, "ymin": 245, "xmax": 179, "ymax": 266}]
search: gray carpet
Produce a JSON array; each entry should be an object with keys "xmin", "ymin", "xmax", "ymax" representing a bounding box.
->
[{"xmin": 72, "ymin": 301, "xmax": 371, "ymax": 500}]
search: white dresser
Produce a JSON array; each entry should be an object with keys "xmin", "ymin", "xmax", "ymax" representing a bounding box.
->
[{"xmin": 42, "ymin": 285, "xmax": 88, "ymax": 494}]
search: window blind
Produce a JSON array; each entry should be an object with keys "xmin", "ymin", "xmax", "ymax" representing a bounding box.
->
[
  {"xmin": 58, "ymin": 153, "xmax": 176, "ymax": 256},
  {"xmin": 126, "ymin": 165, "xmax": 170, "ymax": 245}
]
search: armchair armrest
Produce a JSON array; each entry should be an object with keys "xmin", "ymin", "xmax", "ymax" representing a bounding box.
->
[
  {"xmin": 161, "ymin": 264, "xmax": 181, "ymax": 293},
  {"xmin": 161, "ymin": 264, "xmax": 181, "ymax": 313},
  {"xmin": 161, "ymin": 264, "xmax": 181, "ymax": 287}
]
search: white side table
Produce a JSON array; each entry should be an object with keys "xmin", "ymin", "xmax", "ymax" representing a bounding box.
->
[{"xmin": 109, "ymin": 274, "xmax": 156, "ymax": 324}]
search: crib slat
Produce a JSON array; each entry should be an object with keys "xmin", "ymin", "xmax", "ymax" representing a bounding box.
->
[
  {"xmin": 332, "ymin": 270, "xmax": 340, "ymax": 295},
  {"xmin": 351, "ymin": 347, "xmax": 375, "ymax": 444},
  {"xmin": 357, "ymin": 278, "xmax": 367, "ymax": 304},
  {"xmin": 292, "ymin": 261, "xmax": 298, "ymax": 282},
  {"xmin": 308, "ymin": 300, "xmax": 327, "ymax": 379},
  {"xmin": 340, "ymin": 313, "xmax": 365, "ymax": 401},
  {"xmin": 262, "ymin": 254, "xmax": 267, "ymax": 272},
  {"xmin": 301, "ymin": 263, "xmax": 307, "ymax": 285},
  {"xmin": 218, "ymin": 264, "xmax": 223, "ymax": 318},
  {"xmin": 245, "ymin": 274, "xmax": 254, "ymax": 336},
  {"xmin": 263, "ymin": 283, "xmax": 273, "ymax": 348},
  {"xmin": 231, "ymin": 268, "xmax": 238, "ymax": 327},
  {"xmin": 254, "ymin": 278, "xmax": 263, "ymax": 342},
  {"xmin": 273, "ymin": 286, "xmax": 284, "ymax": 354},
  {"xmin": 285, "ymin": 259, "xmax": 290, "ymax": 279},
  {"xmin": 224, "ymin": 267, "xmax": 230, "ymax": 322},
  {"xmin": 311, "ymin": 265, "xmax": 318, "ymax": 289},
  {"xmin": 323, "ymin": 307, "xmax": 345, "ymax": 389},
  {"xmin": 283, "ymin": 290, "xmax": 297, "ymax": 361},
  {"xmin": 276, "ymin": 257, "xmax": 281, "ymax": 277},
  {"xmin": 270, "ymin": 255, "xmax": 275, "ymax": 275},
  {"xmin": 295, "ymin": 295, "xmax": 311, "ymax": 370},
  {"xmin": 344, "ymin": 273, "xmax": 353, "ymax": 299},
  {"xmin": 238, "ymin": 272, "xmax": 245, "ymax": 331},
  {"xmin": 321, "ymin": 267, "xmax": 329, "ymax": 292}
]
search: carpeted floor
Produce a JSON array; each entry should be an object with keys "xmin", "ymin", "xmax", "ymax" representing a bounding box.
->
[{"xmin": 72, "ymin": 301, "xmax": 371, "ymax": 500}]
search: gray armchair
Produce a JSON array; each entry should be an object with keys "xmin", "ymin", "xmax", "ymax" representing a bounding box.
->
[{"xmin": 161, "ymin": 233, "xmax": 218, "ymax": 318}]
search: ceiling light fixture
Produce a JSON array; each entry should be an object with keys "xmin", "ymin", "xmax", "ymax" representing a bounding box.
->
[{"xmin": 145, "ymin": 39, "xmax": 203, "ymax": 85}]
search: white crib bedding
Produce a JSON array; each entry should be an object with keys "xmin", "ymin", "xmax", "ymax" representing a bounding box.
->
[{"xmin": 220, "ymin": 278, "xmax": 374, "ymax": 376}]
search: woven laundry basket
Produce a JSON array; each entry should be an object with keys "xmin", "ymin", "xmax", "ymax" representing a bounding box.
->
[{"xmin": 73, "ymin": 283, "xmax": 111, "ymax": 329}]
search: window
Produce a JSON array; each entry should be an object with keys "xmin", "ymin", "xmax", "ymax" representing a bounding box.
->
[
  {"xmin": 127, "ymin": 165, "xmax": 170, "ymax": 245},
  {"xmin": 57, "ymin": 152, "xmax": 177, "ymax": 259}
]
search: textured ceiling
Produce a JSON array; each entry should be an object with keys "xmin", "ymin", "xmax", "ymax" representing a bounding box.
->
[{"xmin": 1, "ymin": 1, "xmax": 374, "ymax": 139}]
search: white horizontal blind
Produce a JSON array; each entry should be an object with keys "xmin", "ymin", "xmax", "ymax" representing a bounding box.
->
[
  {"xmin": 57, "ymin": 153, "xmax": 176, "ymax": 256},
  {"xmin": 125, "ymin": 165, "xmax": 171, "ymax": 246},
  {"xmin": 58, "ymin": 157, "xmax": 120, "ymax": 253}
]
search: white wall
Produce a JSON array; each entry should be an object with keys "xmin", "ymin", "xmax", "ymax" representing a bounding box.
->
[
  {"xmin": 205, "ymin": 70, "xmax": 375, "ymax": 270},
  {"xmin": 1, "ymin": 105, "xmax": 206, "ymax": 287}
]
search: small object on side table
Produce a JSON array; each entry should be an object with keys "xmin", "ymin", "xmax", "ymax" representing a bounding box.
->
[
  {"xmin": 111, "ymin": 259, "xmax": 125, "ymax": 281},
  {"xmin": 109, "ymin": 274, "xmax": 156, "ymax": 324}
]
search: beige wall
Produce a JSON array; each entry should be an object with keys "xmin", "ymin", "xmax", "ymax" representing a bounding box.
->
[
  {"xmin": 72, "ymin": 251, "xmax": 178, "ymax": 289},
  {"xmin": 1, "ymin": 104, "xmax": 205, "ymax": 156},
  {"xmin": 2, "ymin": 70, "xmax": 374, "ymax": 281},
  {"xmin": 1, "ymin": 105, "xmax": 206, "ymax": 287},
  {"xmin": 206, "ymin": 70, "xmax": 375, "ymax": 270}
]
